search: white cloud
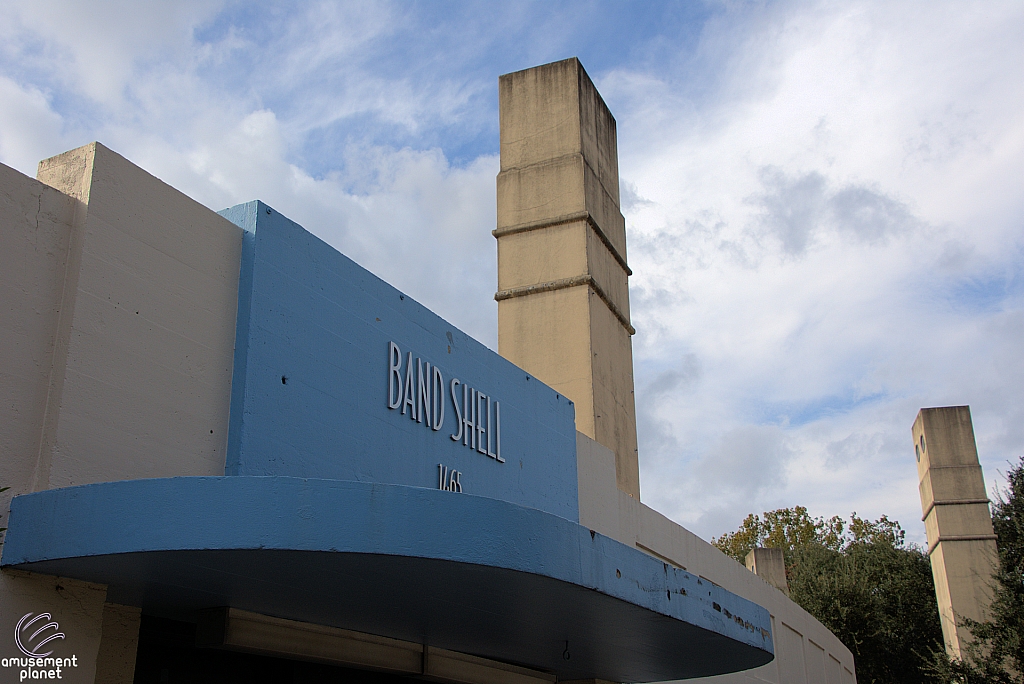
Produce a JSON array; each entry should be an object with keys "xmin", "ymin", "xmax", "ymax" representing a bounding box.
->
[
  {"xmin": 0, "ymin": 76, "xmax": 67, "ymax": 171},
  {"xmin": 0, "ymin": 0, "xmax": 500, "ymax": 344},
  {"xmin": 138, "ymin": 109, "xmax": 501, "ymax": 347},
  {"xmin": 0, "ymin": 0, "xmax": 224, "ymax": 104},
  {"xmin": 612, "ymin": 0, "xmax": 1024, "ymax": 541}
]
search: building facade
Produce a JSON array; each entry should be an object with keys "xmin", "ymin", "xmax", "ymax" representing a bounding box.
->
[{"xmin": 1, "ymin": 60, "xmax": 855, "ymax": 683}]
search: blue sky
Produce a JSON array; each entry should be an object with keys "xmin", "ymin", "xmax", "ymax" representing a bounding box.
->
[{"xmin": 2, "ymin": 0, "xmax": 1023, "ymax": 543}]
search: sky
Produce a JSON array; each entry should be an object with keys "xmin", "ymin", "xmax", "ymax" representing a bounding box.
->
[{"xmin": 2, "ymin": 0, "xmax": 1022, "ymax": 545}]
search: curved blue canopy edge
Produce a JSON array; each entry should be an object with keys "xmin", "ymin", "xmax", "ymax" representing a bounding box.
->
[{"xmin": 1, "ymin": 477, "xmax": 772, "ymax": 681}]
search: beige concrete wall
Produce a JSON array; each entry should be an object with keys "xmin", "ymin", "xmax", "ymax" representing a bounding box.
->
[
  {"xmin": 0, "ymin": 161, "xmax": 75, "ymax": 533},
  {"xmin": 2, "ymin": 144, "xmax": 244, "ymax": 683},
  {"xmin": 588, "ymin": 294, "xmax": 638, "ymax": 490},
  {"xmin": 745, "ymin": 549, "xmax": 789, "ymax": 597},
  {"xmin": 0, "ymin": 570, "xmax": 107, "ymax": 683},
  {"xmin": 0, "ymin": 160, "xmax": 109, "ymax": 682},
  {"xmin": 32, "ymin": 142, "xmax": 243, "ymax": 489},
  {"xmin": 498, "ymin": 287, "xmax": 598, "ymax": 436},
  {"xmin": 93, "ymin": 604, "xmax": 141, "ymax": 684},
  {"xmin": 497, "ymin": 221, "xmax": 589, "ymax": 292},
  {"xmin": 577, "ymin": 432, "xmax": 857, "ymax": 683},
  {"xmin": 912, "ymin": 406, "xmax": 998, "ymax": 658},
  {"xmin": 496, "ymin": 58, "xmax": 640, "ymax": 498}
]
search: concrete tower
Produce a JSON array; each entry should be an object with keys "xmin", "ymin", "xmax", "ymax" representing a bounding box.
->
[
  {"xmin": 912, "ymin": 406, "xmax": 998, "ymax": 658},
  {"xmin": 494, "ymin": 58, "xmax": 640, "ymax": 498}
]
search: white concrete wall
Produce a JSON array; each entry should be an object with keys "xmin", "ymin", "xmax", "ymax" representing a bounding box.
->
[
  {"xmin": 2, "ymin": 144, "xmax": 244, "ymax": 683},
  {"xmin": 0, "ymin": 162, "xmax": 108, "ymax": 682},
  {"xmin": 0, "ymin": 161, "xmax": 75, "ymax": 534},
  {"xmin": 33, "ymin": 142, "xmax": 243, "ymax": 489},
  {"xmin": 577, "ymin": 433, "xmax": 857, "ymax": 684}
]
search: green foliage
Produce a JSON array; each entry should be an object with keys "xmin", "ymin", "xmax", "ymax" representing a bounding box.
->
[
  {"xmin": 790, "ymin": 538, "xmax": 943, "ymax": 683},
  {"xmin": 711, "ymin": 505, "xmax": 840, "ymax": 561},
  {"xmin": 711, "ymin": 505, "xmax": 901, "ymax": 562},
  {"xmin": 932, "ymin": 456, "xmax": 1024, "ymax": 683},
  {"xmin": 848, "ymin": 512, "xmax": 906, "ymax": 548},
  {"xmin": 714, "ymin": 507, "xmax": 944, "ymax": 683}
]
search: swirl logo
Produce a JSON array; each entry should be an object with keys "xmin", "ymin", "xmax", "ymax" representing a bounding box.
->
[{"xmin": 15, "ymin": 613, "xmax": 65, "ymax": 657}]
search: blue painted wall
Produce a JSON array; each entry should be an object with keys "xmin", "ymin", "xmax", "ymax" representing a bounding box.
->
[{"xmin": 220, "ymin": 201, "xmax": 579, "ymax": 521}]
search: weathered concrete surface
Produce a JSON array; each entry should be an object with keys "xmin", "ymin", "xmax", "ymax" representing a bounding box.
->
[
  {"xmin": 1, "ymin": 145, "xmax": 243, "ymax": 683},
  {"xmin": 0, "ymin": 569, "xmax": 107, "ymax": 683},
  {"xmin": 32, "ymin": 142, "xmax": 242, "ymax": 489},
  {"xmin": 0, "ymin": 162, "xmax": 75, "ymax": 532},
  {"xmin": 93, "ymin": 603, "xmax": 141, "ymax": 684},
  {"xmin": 496, "ymin": 57, "xmax": 640, "ymax": 499},
  {"xmin": 913, "ymin": 406, "xmax": 998, "ymax": 658},
  {"xmin": 745, "ymin": 549, "xmax": 789, "ymax": 597}
]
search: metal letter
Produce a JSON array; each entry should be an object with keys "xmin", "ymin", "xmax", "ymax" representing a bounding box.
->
[
  {"xmin": 388, "ymin": 342, "xmax": 402, "ymax": 409},
  {"xmin": 454, "ymin": 471, "xmax": 462, "ymax": 493},
  {"xmin": 402, "ymin": 352, "xmax": 415, "ymax": 417},
  {"xmin": 463, "ymin": 385, "xmax": 475, "ymax": 448},
  {"xmin": 486, "ymin": 395, "xmax": 496, "ymax": 459},
  {"xmin": 476, "ymin": 392, "xmax": 487, "ymax": 455},
  {"xmin": 438, "ymin": 463, "xmax": 448, "ymax": 490},
  {"xmin": 417, "ymin": 359, "xmax": 430, "ymax": 426},
  {"xmin": 495, "ymin": 402, "xmax": 503, "ymax": 462},
  {"xmin": 450, "ymin": 379, "xmax": 463, "ymax": 441},
  {"xmin": 432, "ymin": 365, "xmax": 444, "ymax": 431}
]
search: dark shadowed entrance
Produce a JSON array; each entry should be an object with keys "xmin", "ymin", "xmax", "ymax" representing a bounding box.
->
[{"xmin": 134, "ymin": 616, "xmax": 422, "ymax": 684}]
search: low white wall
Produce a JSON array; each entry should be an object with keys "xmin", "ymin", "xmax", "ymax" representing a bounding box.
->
[{"xmin": 577, "ymin": 433, "xmax": 857, "ymax": 684}]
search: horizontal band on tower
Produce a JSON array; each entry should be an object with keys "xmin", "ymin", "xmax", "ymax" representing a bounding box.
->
[
  {"xmin": 495, "ymin": 274, "xmax": 636, "ymax": 335},
  {"xmin": 493, "ymin": 210, "xmax": 632, "ymax": 276},
  {"xmin": 927, "ymin": 534, "xmax": 998, "ymax": 556},
  {"xmin": 921, "ymin": 498, "xmax": 991, "ymax": 521},
  {"xmin": 922, "ymin": 464, "xmax": 984, "ymax": 471}
]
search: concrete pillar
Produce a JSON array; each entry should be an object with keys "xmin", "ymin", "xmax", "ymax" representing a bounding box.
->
[
  {"xmin": 912, "ymin": 406, "xmax": 998, "ymax": 659},
  {"xmin": 745, "ymin": 548, "xmax": 789, "ymax": 596},
  {"xmin": 495, "ymin": 57, "xmax": 640, "ymax": 498},
  {"xmin": 94, "ymin": 603, "xmax": 142, "ymax": 684}
]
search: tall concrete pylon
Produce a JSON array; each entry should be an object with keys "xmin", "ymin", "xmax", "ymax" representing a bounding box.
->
[
  {"xmin": 494, "ymin": 58, "xmax": 640, "ymax": 498},
  {"xmin": 912, "ymin": 405, "xmax": 999, "ymax": 658}
]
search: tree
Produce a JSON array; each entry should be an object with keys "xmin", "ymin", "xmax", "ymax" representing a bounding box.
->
[
  {"xmin": 714, "ymin": 508, "xmax": 945, "ymax": 683},
  {"xmin": 932, "ymin": 456, "xmax": 1024, "ymax": 683},
  {"xmin": 711, "ymin": 505, "xmax": 844, "ymax": 559}
]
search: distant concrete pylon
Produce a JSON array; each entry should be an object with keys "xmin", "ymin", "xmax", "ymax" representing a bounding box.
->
[
  {"xmin": 745, "ymin": 548, "xmax": 790, "ymax": 596},
  {"xmin": 912, "ymin": 405, "xmax": 998, "ymax": 659},
  {"xmin": 494, "ymin": 58, "xmax": 640, "ymax": 498}
]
